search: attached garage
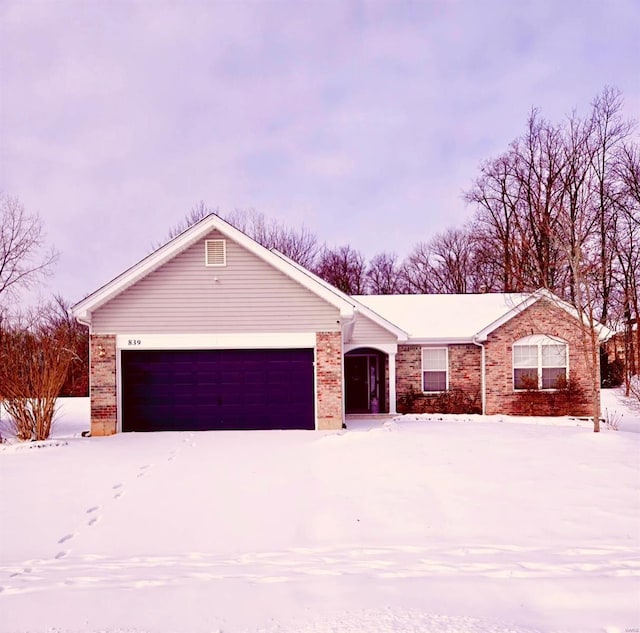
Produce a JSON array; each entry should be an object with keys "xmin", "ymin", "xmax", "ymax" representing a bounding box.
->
[
  {"xmin": 121, "ymin": 348, "xmax": 315, "ymax": 431},
  {"xmin": 72, "ymin": 214, "xmax": 357, "ymax": 435}
]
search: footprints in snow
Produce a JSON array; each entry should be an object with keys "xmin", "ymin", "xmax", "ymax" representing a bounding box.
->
[
  {"xmin": 53, "ymin": 507, "xmax": 101, "ymax": 559},
  {"xmin": 86, "ymin": 505, "xmax": 101, "ymax": 526},
  {"xmin": 47, "ymin": 437, "xmax": 195, "ymax": 563},
  {"xmin": 58, "ymin": 533, "xmax": 75, "ymax": 544}
]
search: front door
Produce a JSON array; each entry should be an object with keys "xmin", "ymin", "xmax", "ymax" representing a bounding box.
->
[
  {"xmin": 345, "ymin": 356, "xmax": 369, "ymax": 412},
  {"xmin": 345, "ymin": 353, "xmax": 381, "ymax": 413}
]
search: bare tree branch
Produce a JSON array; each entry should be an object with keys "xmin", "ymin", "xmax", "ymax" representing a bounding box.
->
[{"xmin": 0, "ymin": 194, "xmax": 58, "ymax": 303}]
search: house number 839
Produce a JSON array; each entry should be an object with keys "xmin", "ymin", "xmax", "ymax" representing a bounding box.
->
[{"xmin": 128, "ymin": 339, "xmax": 142, "ymax": 346}]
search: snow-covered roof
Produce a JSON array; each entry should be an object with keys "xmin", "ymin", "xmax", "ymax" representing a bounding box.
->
[
  {"xmin": 354, "ymin": 290, "xmax": 613, "ymax": 343},
  {"xmin": 354, "ymin": 293, "xmax": 534, "ymax": 342}
]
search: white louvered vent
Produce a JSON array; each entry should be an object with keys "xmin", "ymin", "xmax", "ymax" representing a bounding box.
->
[{"xmin": 205, "ymin": 239, "xmax": 226, "ymax": 267}]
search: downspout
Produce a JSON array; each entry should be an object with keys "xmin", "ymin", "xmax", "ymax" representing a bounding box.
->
[
  {"xmin": 74, "ymin": 312, "xmax": 93, "ymax": 435},
  {"xmin": 340, "ymin": 309, "xmax": 358, "ymax": 428},
  {"xmin": 472, "ymin": 335, "xmax": 486, "ymax": 415},
  {"xmin": 341, "ymin": 308, "xmax": 357, "ymax": 345}
]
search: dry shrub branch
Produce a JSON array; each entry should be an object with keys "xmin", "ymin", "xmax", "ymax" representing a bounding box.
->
[{"xmin": 0, "ymin": 306, "xmax": 77, "ymax": 440}]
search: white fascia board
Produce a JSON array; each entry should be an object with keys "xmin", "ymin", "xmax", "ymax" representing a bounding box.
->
[
  {"xmin": 72, "ymin": 214, "xmax": 355, "ymax": 323},
  {"xmin": 405, "ymin": 337, "xmax": 475, "ymax": 346},
  {"xmin": 116, "ymin": 332, "xmax": 317, "ymax": 350}
]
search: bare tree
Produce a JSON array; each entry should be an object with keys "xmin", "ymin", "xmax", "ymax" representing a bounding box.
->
[
  {"xmin": 464, "ymin": 152, "xmax": 523, "ymax": 292},
  {"xmin": 315, "ymin": 245, "xmax": 367, "ymax": 294},
  {"xmin": 614, "ymin": 142, "xmax": 640, "ymax": 391},
  {"xmin": 401, "ymin": 228, "xmax": 479, "ymax": 294},
  {"xmin": 512, "ymin": 110, "xmax": 567, "ymax": 293},
  {"xmin": 401, "ymin": 241, "xmax": 435, "ymax": 294},
  {"xmin": 366, "ymin": 252, "xmax": 406, "ymax": 294},
  {"xmin": 226, "ymin": 208, "xmax": 321, "ymax": 270},
  {"xmin": 617, "ymin": 142, "xmax": 640, "ymax": 206},
  {"xmin": 428, "ymin": 227, "xmax": 478, "ymax": 293},
  {"xmin": 587, "ymin": 87, "xmax": 635, "ymax": 324},
  {"xmin": 0, "ymin": 194, "xmax": 57, "ymax": 303}
]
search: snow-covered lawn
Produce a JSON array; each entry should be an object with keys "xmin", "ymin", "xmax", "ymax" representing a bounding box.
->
[{"xmin": 1, "ymin": 389, "xmax": 639, "ymax": 633}]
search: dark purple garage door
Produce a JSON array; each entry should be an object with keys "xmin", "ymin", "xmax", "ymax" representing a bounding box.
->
[{"xmin": 121, "ymin": 348, "xmax": 315, "ymax": 431}]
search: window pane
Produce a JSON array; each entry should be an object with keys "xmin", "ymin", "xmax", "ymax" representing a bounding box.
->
[
  {"xmin": 423, "ymin": 371, "xmax": 446, "ymax": 392},
  {"xmin": 422, "ymin": 348, "xmax": 446, "ymax": 371},
  {"xmin": 514, "ymin": 345, "xmax": 537, "ymax": 367},
  {"xmin": 514, "ymin": 368, "xmax": 538, "ymax": 389},
  {"xmin": 542, "ymin": 367, "xmax": 566, "ymax": 389},
  {"xmin": 542, "ymin": 344, "xmax": 566, "ymax": 367}
]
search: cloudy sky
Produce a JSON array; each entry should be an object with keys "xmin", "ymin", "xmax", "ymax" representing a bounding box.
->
[{"xmin": 1, "ymin": 0, "xmax": 639, "ymax": 306}]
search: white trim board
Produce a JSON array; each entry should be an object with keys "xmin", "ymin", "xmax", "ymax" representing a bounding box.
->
[{"xmin": 116, "ymin": 332, "xmax": 317, "ymax": 350}]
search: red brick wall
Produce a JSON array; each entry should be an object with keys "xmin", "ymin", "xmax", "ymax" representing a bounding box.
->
[
  {"xmin": 90, "ymin": 334, "xmax": 117, "ymax": 436},
  {"xmin": 396, "ymin": 344, "xmax": 421, "ymax": 401},
  {"xmin": 396, "ymin": 344, "xmax": 482, "ymax": 414},
  {"xmin": 316, "ymin": 331, "xmax": 343, "ymax": 429},
  {"xmin": 484, "ymin": 298, "xmax": 597, "ymax": 416},
  {"xmin": 449, "ymin": 344, "xmax": 482, "ymax": 394}
]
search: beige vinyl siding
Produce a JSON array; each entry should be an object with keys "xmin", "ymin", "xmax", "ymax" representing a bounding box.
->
[
  {"xmin": 349, "ymin": 314, "xmax": 398, "ymax": 346},
  {"xmin": 92, "ymin": 230, "xmax": 341, "ymax": 334}
]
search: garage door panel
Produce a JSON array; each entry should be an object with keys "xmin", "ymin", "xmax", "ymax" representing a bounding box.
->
[{"xmin": 122, "ymin": 348, "xmax": 315, "ymax": 431}]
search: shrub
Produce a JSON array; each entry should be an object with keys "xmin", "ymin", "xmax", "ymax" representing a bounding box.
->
[
  {"xmin": 513, "ymin": 375, "xmax": 586, "ymax": 416},
  {"xmin": 0, "ymin": 307, "xmax": 77, "ymax": 440},
  {"xmin": 397, "ymin": 386, "xmax": 482, "ymax": 415},
  {"xmin": 601, "ymin": 358, "xmax": 624, "ymax": 388}
]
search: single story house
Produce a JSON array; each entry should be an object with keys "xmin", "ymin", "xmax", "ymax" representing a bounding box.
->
[{"xmin": 71, "ymin": 214, "xmax": 611, "ymax": 435}]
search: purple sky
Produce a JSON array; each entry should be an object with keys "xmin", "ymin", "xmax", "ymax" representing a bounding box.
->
[{"xmin": 1, "ymin": 0, "xmax": 639, "ymax": 306}]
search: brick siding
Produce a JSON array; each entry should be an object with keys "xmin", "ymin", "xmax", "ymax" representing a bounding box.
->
[
  {"xmin": 90, "ymin": 334, "xmax": 117, "ymax": 436},
  {"xmin": 395, "ymin": 298, "xmax": 599, "ymax": 417},
  {"xmin": 484, "ymin": 298, "xmax": 597, "ymax": 416},
  {"xmin": 396, "ymin": 344, "xmax": 482, "ymax": 414},
  {"xmin": 316, "ymin": 331, "xmax": 343, "ymax": 430}
]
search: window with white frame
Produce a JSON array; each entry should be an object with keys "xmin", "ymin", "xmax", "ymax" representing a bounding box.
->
[
  {"xmin": 422, "ymin": 347, "xmax": 448, "ymax": 392},
  {"xmin": 513, "ymin": 335, "xmax": 568, "ymax": 390}
]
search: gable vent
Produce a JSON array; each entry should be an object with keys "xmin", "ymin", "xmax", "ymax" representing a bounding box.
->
[{"xmin": 205, "ymin": 239, "xmax": 226, "ymax": 267}]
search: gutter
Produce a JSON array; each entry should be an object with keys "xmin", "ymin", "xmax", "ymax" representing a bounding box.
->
[{"xmin": 74, "ymin": 312, "xmax": 91, "ymax": 329}]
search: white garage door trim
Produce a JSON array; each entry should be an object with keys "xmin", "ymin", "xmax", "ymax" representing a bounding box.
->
[{"xmin": 115, "ymin": 332, "xmax": 317, "ymax": 351}]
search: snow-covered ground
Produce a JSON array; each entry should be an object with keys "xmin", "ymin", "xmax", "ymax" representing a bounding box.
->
[{"xmin": 1, "ymin": 389, "xmax": 639, "ymax": 633}]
